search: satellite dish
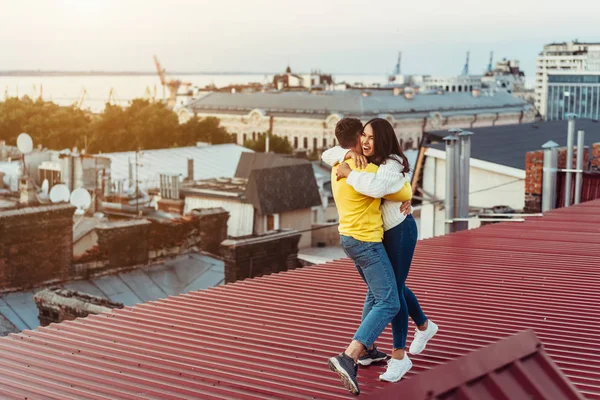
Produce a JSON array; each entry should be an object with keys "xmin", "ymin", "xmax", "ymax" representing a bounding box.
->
[
  {"xmin": 17, "ymin": 133, "xmax": 33, "ymax": 154},
  {"xmin": 41, "ymin": 179, "xmax": 49, "ymax": 196},
  {"xmin": 70, "ymin": 188, "xmax": 92, "ymax": 216},
  {"xmin": 49, "ymin": 184, "xmax": 70, "ymax": 203}
]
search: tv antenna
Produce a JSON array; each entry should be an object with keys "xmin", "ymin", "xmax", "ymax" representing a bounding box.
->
[{"xmin": 70, "ymin": 188, "xmax": 92, "ymax": 216}]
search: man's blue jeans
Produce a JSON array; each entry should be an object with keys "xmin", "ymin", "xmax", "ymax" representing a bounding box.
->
[{"xmin": 340, "ymin": 235, "xmax": 400, "ymax": 349}]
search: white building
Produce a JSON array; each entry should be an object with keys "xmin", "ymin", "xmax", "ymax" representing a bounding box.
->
[
  {"xmin": 535, "ymin": 41, "xmax": 600, "ymax": 118},
  {"xmin": 179, "ymin": 91, "xmax": 534, "ymax": 152},
  {"xmin": 418, "ymin": 119, "xmax": 600, "ymax": 239},
  {"xmin": 420, "ymin": 147, "xmax": 525, "ymax": 239},
  {"xmin": 482, "ymin": 59, "xmax": 526, "ymax": 93},
  {"xmin": 422, "ymin": 75, "xmax": 483, "ymax": 93}
]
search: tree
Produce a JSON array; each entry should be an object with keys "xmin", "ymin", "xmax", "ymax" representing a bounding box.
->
[
  {"xmin": 178, "ymin": 115, "xmax": 233, "ymax": 146},
  {"xmin": 0, "ymin": 96, "xmax": 91, "ymax": 150},
  {"xmin": 0, "ymin": 97, "xmax": 233, "ymax": 154},
  {"xmin": 243, "ymin": 134, "xmax": 293, "ymax": 154}
]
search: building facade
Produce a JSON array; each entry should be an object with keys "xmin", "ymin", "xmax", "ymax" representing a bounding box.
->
[
  {"xmin": 535, "ymin": 41, "xmax": 600, "ymax": 118},
  {"xmin": 422, "ymin": 75, "xmax": 483, "ymax": 93},
  {"xmin": 545, "ymin": 72, "xmax": 600, "ymax": 120},
  {"xmin": 180, "ymin": 91, "xmax": 534, "ymax": 152},
  {"xmin": 481, "ymin": 59, "xmax": 526, "ymax": 93}
]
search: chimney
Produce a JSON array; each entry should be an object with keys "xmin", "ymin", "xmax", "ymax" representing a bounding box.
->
[
  {"xmin": 187, "ymin": 159, "xmax": 194, "ymax": 181},
  {"xmin": 393, "ymin": 87, "xmax": 402, "ymax": 96},
  {"xmin": 19, "ymin": 178, "xmax": 37, "ymax": 205},
  {"xmin": 472, "ymin": 88, "xmax": 481, "ymax": 98}
]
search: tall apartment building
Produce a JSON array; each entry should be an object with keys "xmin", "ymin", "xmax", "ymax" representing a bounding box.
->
[{"xmin": 535, "ymin": 41, "xmax": 600, "ymax": 118}]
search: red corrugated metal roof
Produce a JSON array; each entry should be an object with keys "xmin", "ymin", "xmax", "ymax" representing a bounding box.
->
[
  {"xmin": 369, "ymin": 329, "xmax": 586, "ymax": 400},
  {"xmin": 1, "ymin": 200, "xmax": 599, "ymax": 399}
]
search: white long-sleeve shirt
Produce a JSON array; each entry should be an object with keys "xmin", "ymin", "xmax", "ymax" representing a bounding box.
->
[{"xmin": 321, "ymin": 146, "xmax": 411, "ymax": 231}]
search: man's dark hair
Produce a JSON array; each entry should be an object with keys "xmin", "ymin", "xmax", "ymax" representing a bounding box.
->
[{"xmin": 335, "ymin": 118, "xmax": 363, "ymax": 148}]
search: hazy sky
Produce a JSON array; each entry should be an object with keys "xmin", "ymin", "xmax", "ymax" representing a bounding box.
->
[{"xmin": 1, "ymin": 0, "xmax": 600, "ymax": 77}]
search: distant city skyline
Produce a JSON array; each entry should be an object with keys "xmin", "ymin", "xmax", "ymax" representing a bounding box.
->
[{"xmin": 1, "ymin": 0, "xmax": 599, "ymax": 79}]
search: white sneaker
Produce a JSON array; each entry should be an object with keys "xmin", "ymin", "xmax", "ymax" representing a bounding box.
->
[
  {"xmin": 409, "ymin": 320, "xmax": 439, "ymax": 355},
  {"xmin": 378, "ymin": 356, "xmax": 412, "ymax": 383}
]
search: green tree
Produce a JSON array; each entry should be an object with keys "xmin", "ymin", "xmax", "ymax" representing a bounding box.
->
[
  {"xmin": 178, "ymin": 115, "xmax": 233, "ymax": 146},
  {"xmin": 0, "ymin": 96, "xmax": 91, "ymax": 150},
  {"xmin": 243, "ymin": 134, "xmax": 293, "ymax": 154},
  {"xmin": 0, "ymin": 97, "xmax": 233, "ymax": 154}
]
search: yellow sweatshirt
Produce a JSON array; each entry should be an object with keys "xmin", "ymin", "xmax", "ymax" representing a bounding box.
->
[{"xmin": 332, "ymin": 159, "xmax": 412, "ymax": 242}]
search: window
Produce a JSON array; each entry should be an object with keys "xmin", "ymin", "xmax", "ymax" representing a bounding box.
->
[
  {"xmin": 303, "ymin": 137, "xmax": 308, "ymax": 149},
  {"xmin": 294, "ymin": 137, "xmax": 298, "ymax": 149},
  {"xmin": 333, "ymin": 138, "xmax": 337, "ymax": 146},
  {"xmin": 323, "ymin": 138, "xmax": 327, "ymax": 148},
  {"xmin": 252, "ymin": 132, "xmax": 256, "ymax": 141},
  {"xmin": 313, "ymin": 138, "xmax": 318, "ymax": 150},
  {"xmin": 452, "ymin": 86, "xmax": 456, "ymax": 92},
  {"xmin": 232, "ymin": 133, "xmax": 238, "ymax": 144},
  {"xmin": 243, "ymin": 133, "xmax": 247, "ymax": 143}
]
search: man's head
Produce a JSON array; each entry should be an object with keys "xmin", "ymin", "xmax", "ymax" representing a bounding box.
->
[{"xmin": 335, "ymin": 118, "xmax": 363, "ymax": 151}]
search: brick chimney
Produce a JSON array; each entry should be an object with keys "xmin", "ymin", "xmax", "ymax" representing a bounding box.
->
[{"xmin": 524, "ymin": 145, "xmax": 591, "ymax": 212}]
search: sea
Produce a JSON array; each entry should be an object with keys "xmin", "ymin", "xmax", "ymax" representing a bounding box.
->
[{"xmin": 0, "ymin": 73, "xmax": 389, "ymax": 113}]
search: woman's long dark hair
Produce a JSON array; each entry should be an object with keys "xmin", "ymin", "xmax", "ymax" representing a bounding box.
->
[{"xmin": 364, "ymin": 118, "xmax": 410, "ymax": 174}]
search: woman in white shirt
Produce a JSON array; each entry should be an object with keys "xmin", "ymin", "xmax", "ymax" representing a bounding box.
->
[{"xmin": 322, "ymin": 118, "xmax": 438, "ymax": 383}]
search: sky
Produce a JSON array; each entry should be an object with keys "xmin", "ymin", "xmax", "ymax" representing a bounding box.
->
[{"xmin": 1, "ymin": 0, "xmax": 600, "ymax": 78}]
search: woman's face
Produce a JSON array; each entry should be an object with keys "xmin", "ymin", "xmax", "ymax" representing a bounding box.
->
[{"xmin": 361, "ymin": 124, "xmax": 375, "ymax": 157}]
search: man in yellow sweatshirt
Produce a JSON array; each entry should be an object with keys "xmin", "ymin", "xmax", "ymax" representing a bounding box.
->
[{"xmin": 327, "ymin": 118, "xmax": 412, "ymax": 395}]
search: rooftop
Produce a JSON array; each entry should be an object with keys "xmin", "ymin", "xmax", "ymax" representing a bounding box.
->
[
  {"xmin": 1, "ymin": 199, "xmax": 599, "ymax": 398},
  {"xmin": 0, "ymin": 253, "xmax": 224, "ymax": 333},
  {"xmin": 427, "ymin": 119, "xmax": 600, "ymax": 170},
  {"xmin": 188, "ymin": 91, "xmax": 531, "ymax": 119},
  {"xmin": 103, "ymin": 144, "xmax": 254, "ymax": 191},
  {"xmin": 184, "ymin": 153, "xmax": 322, "ymax": 215}
]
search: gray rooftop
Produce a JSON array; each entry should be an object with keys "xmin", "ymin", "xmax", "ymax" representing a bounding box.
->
[
  {"xmin": 0, "ymin": 253, "xmax": 224, "ymax": 334},
  {"xmin": 428, "ymin": 119, "xmax": 600, "ymax": 170},
  {"xmin": 188, "ymin": 91, "xmax": 530, "ymax": 118},
  {"xmin": 103, "ymin": 144, "xmax": 254, "ymax": 191}
]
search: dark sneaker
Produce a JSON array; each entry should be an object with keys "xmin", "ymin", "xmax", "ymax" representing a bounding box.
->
[
  {"xmin": 357, "ymin": 345, "xmax": 388, "ymax": 366},
  {"xmin": 327, "ymin": 353, "xmax": 360, "ymax": 395}
]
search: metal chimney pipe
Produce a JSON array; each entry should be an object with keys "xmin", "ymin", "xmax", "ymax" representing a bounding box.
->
[
  {"xmin": 564, "ymin": 114, "xmax": 576, "ymax": 206},
  {"xmin": 574, "ymin": 130, "xmax": 585, "ymax": 204},
  {"xmin": 444, "ymin": 134, "xmax": 458, "ymax": 234},
  {"xmin": 456, "ymin": 130, "xmax": 474, "ymax": 232},
  {"xmin": 542, "ymin": 141, "xmax": 559, "ymax": 211}
]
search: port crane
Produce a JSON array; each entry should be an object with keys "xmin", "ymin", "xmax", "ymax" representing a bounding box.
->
[
  {"xmin": 76, "ymin": 88, "xmax": 89, "ymax": 109},
  {"xmin": 153, "ymin": 55, "xmax": 191, "ymax": 108}
]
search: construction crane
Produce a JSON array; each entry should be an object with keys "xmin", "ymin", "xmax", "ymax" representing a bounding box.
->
[
  {"xmin": 144, "ymin": 85, "xmax": 157, "ymax": 102},
  {"xmin": 153, "ymin": 55, "xmax": 191, "ymax": 108},
  {"xmin": 107, "ymin": 88, "xmax": 119, "ymax": 105},
  {"xmin": 487, "ymin": 51, "xmax": 494, "ymax": 74},
  {"xmin": 394, "ymin": 52, "xmax": 402, "ymax": 76},
  {"xmin": 76, "ymin": 88, "xmax": 89, "ymax": 109},
  {"xmin": 461, "ymin": 51, "xmax": 470, "ymax": 76}
]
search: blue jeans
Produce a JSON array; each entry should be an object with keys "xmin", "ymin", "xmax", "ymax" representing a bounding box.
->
[
  {"xmin": 340, "ymin": 235, "xmax": 400, "ymax": 350},
  {"xmin": 359, "ymin": 216, "xmax": 427, "ymax": 349}
]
